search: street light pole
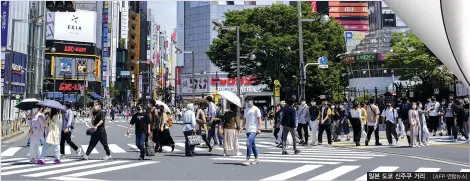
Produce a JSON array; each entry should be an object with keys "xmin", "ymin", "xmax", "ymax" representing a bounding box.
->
[
  {"xmin": 236, "ymin": 27, "xmax": 241, "ymax": 100},
  {"xmin": 191, "ymin": 51, "xmax": 195, "ymax": 100},
  {"xmin": 7, "ymin": 20, "xmax": 17, "ymax": 122},
  {"xmin": 297, "ymin": 2, "xmax": 305, "ymax": 101}
]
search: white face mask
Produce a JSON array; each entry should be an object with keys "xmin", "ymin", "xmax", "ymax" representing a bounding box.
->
[
  {"xmin": 331, "ymin": 106, "xmax": 335, "ymax": 109},
  {"xmin": 301, "ymin": 101, "xmax": 306, "ymax": 105},
  {"xmin": 94, "ymin": 105, "xmax": 100, "ymax": 110},
  {"xmin": 412, "ymin": 105, "xmax": 417, "ymax": 109},
  {"xmin": 418, "ymin": 105, "xmax": 423, "ymax": 109},
  {"xmin": 339, "ymin": 105, "xmax": 344, "ymax": 109},
  {"xmin": 247, "ymin": 101, "xmax": 253, "ymax": 107},
  {"xmin": 441, "ymin": 102, "xmax": 445, "ymax": 105}
]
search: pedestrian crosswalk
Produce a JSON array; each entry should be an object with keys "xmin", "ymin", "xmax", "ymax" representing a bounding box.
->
[
  {"xmin": 258, "ymin": 164, "xmax": 469, "ymax": 181},
  {"xmin": 211, "ymin": 145, "xmax": 387, "ymax": 164},
  {"xmin": 0, "ymin": 157, "xmax": 158, "ymax": 180}
]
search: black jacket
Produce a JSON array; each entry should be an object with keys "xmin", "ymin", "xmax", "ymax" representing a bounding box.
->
[
  {"xmin": 308, "ymin": 105, "xmax": 319, "ymax": 121},
  {"xmin": 281, "ymin": 106, "xmax": 296, "ymax": 128}
]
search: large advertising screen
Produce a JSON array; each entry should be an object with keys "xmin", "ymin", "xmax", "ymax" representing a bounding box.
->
[{"xmin": 52, "ymin": 10, "xmax": 97, "ymax": 43}]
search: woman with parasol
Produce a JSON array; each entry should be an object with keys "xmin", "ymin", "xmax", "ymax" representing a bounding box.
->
[{"xmin": 27, "ymin": 105, "xmax": 47, "ymax": 164}]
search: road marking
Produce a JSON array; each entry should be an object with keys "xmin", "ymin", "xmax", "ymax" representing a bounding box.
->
[
  {"xmin": 47, "ymin": 176, "xmax": 107, "ymax": 181},
  {"xmin": 63, "ymin": 161, "xmax": 157, "ymax": 177},
  {"xmin": 81, "ymin": 145, "xmax": 98, "ymax": 154},
  {"xmin": 461, "ymin": 169, "xmax": 469, "ymax": 172},
  {"xmin": 258, "ymin": 141, "xmax": 278, "ymax": 146},
  {"xmin": 308, "ymin": 165, "xmax": 360, "ymax": 180},
  {"xmin": 2, "ymin": 159, "xmax": 75, "ymax": 171},
  {"xmin": 128, "ymin": 144, "xmax": 139, "ymax": 151},
  {"xmin": 262, "ymin": 153, "xmax": 376, "ymax": 159},
  {"xmin": 211, "ymin": 157, "xmax": 340, "ymax": 164},
  {"xmin": 267, "ymin": 147, "xmax": 340, "ymax": 150},
  {"xmin": 24, "ymin": 160, "xmax": 129, "ymax": 177},
  {"xmin": 238, "ymin": 142, "xmax": 271, "ymax": 148},
  {"xmin": 117, "ymin": 125, "xmax": 133, "ymax": 130},
  {"xmin": 1, "ymin": 157, "xmax": 28, "ymax": 162},
  {"xmin": 1, "ymin": 160, "xmax": 101, "ymax": 175},
  {"xmin": 1, "ymin": 147, "xmax": 22, "ymax": 156},
  {"xmin": 355, "ymin": 166, "xmax": 399, "ymax": 181},
  {"xmin": 260, "ymin": 165, "xmax": 322, "ymax": 181},
  {"xmin": 415, "ymin": 167, "xmax": 440, "ymax": 172},
  {"xmin": 175, "ymin": 142, "xmax": 205, "ymax": 151},
  {"xmin": 162, "ymin": 146, "xmax": 180, "ymax": 152},
  {"xmin": 229, "ymin": 155, "xmax": 357, "ymax": 162},
  {"xmin": 108, "ymin": 144, "xmax": 126, "ymax": 153},
  {"xmin": 263, "ymin": 152, "xmax": 385, "ymax": 157},
  {"xmin": 65, "ymin": 145, "xmax": 71, "ymax": 155}
]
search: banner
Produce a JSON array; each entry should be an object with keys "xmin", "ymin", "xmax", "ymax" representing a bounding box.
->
[
  {"xmin": 1, "ymin": 1, "xmax": 10, "ymax": 47},
  {"xmin": 176, "ymin": 67, "xmax": 180, "ymax": 85},
  {"xmin": 311, "ymin": 1, "xmax": 317, "ymax": 12},
  {"xmin": 60, "ymin": 59, "xmax": 73, "ymax": 73}
]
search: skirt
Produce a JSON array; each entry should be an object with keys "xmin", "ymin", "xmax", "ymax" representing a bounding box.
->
[{"xmin": 223, "ymin": 129, "xmax": 238, "ymax": 150}]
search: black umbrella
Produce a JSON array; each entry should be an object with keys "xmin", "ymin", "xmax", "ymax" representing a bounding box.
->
[{"xmin": 15, "ymin": 98, "xmax": 40, "ymax": 110}]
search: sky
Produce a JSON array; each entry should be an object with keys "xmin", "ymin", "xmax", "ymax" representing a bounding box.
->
[{"xmin": 148, "ymin": 1, "xmax": 177, "ymax": 35}]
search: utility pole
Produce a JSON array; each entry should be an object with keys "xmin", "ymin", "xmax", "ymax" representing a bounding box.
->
[{"xmin": 297, "ymin": 2, "xmax": 305, "ymax": 101}]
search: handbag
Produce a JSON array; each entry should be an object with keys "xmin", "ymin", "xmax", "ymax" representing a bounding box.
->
[
  {"xmin": 86, "ymin": 128, "xmax": 95, "ymax": 135},
  {"xmin": 145, "ymin": 142, "xmax": 156, "ymax": 156},
  {"xmin": 188, "ymin": 134, "xmax": 201, "ymax": 146},
  {"xmin": 46, "ymin": 115, "xmax": 61, "ymax": 145}
]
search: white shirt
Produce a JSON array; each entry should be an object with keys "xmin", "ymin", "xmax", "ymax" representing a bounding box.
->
[
  {"xmin": 381, "ymin": 108, "xmax": 398, "ymax": 123},
  {"xmin": 182, "ymin": 110, "xmax": 196, "ymax": 132},
  {"xmin": 244, "ymin": 106, "xmax": 261, "ymax": 133},
  {"xmin": 428, "ymin": 102, "xmax": 440, "ymax": 116},
  {"xmin": 350, "ymin": 108, "xmax": 362, "ymax": 118},
  {"xmin": 207, "ymin": 102, "xmax": 217, "ymax": 120}
]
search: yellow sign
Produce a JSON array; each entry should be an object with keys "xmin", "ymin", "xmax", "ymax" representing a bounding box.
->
[
  {"xmin": 274, "ymin": 86, "xmax": 280, "ymax": 97},
  {"xmin": 274, "ymin": 80, "xmax": 280, "ymax": 86},
  {"xmin": 214, "ymin": 90, "xmax": 219, "ymax": 103}
]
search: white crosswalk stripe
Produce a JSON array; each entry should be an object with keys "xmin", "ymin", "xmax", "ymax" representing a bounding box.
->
[
  {"xmin": 108, "ymin": 144, "xmax": 126, "ymax": 153},
  {"xmin": 1, "ymin": 147, "xmax": 22, "ymax": 156},
  {"xmin": 260, "ymin": 165, "xmax": 467, "ymax": 181},
  {"xmin": 1, "ymin": 157, "xmax": 159, "ymax": 179},
  {"xmin": 211, "ymin": 146, "xmax": 386, "ymax": 164},
  {"xmin": 81, "ymin": 145, "xmax": 99, "ymax": 154},
  {"xmin": 461, "ymin": 169, "xmax": 469, "ymax": 172}
]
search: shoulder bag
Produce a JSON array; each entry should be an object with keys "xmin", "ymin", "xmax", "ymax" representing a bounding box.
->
[{"xmin": 188, "ymin": 132, "xmax": 201, "ymax": 146}]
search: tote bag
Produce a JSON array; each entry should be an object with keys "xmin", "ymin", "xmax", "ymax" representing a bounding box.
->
[
  {"xmin": 188, "ymin": 134, "xmax": 201, "ymax": 146},
  {"xmin": 46, "ymin": 115, "xmax": 61, "ymax": 145}
]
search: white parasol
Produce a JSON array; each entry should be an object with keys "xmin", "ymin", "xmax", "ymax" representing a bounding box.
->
[
  {"xmin": 218, "ymin": 91, "xmax": 242, "ymax": 107},
  {"xmin": 155, "ymin": 100, "xmax": 172, "ymax": 113}
]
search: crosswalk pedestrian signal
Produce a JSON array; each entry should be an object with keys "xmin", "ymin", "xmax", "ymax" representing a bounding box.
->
[{"xmin": 46, "ymin": 1, "xmax": 76, "ymax": 12}]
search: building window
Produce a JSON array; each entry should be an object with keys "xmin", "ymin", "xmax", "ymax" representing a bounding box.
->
[{"xmin": 227, "ymin": 1, "xmax": 234, "ymax": 5}]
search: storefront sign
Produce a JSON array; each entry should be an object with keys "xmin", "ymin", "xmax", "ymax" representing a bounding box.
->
[
  {"xmin": 64, "ymin": 46, "xmax": 87, "ymax": 53},
  {"xmin": 46, "ymin": 41, "xmax": 95, "ymax": 55},
  {"xmin": 330, "ymin": 12, "xmax": 369, "ymax": 18},
  {"xmin": 210, "ymin": 77, "xmax": 257, "ymax": 86},
  {"xmin": 59, "ymin": 83, "xmax": 88, "ymax": 91},
  {"xmin": 328, "ymin": 2, "xmax": 367, "ymax": 7},
  {"xmin": 1, "ymin": 1, "xmax": 9, "ymax": 48},
  {"xmin": 337, "ymin": 20, "xmax": 369, "ymax": 25},
  {"xmin": 343, "ymin": 24, "xmax": 369, "ymax": 31},
  {"xmin": 345, "ymin": 31, "xmax": 367, "ymax": 41},
  {"xmin": 356, "ymin": 53, "xmax": 378, "ymax": 62},
  {"xmin": 329, "ymin": 6, "xmax": 368, "ymax": 13},
  {"xmin": 11, "ymin": 64, "xmax": 23, "ymax": 75},
  {"xmin": 343, "ymin": 55, "xmax": 356, "ymax": 64}
]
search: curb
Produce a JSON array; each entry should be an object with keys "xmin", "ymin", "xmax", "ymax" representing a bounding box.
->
[{"xmin": 1, "ymin": 130, "xmax": 25, "ymax": 141}]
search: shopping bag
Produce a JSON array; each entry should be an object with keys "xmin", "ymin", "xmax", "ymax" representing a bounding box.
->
[
  {"xmin": 188, "ymin": 134, "xmax": 201, "ymax": 146},
  {"xmin": 46, "ymin": 124, "xmax": 60, "ymax": 145},
  {"xmin": 145, "ymin": 142, "xmax": 156, "ymax": 156}
]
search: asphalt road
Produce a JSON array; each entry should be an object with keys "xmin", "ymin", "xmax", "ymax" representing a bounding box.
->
[{"xmin": 1, "ymin": 117, "xmax": 469, "ymax": 181}]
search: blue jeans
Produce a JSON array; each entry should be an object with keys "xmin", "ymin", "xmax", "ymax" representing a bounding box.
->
[
  {"xmin": 40, "ymin": 143, "xmax": 60, "ymax": 161},
  {"xmin": 135, "ymin": 132, "xmax": 146, "ymax": 157},
  {"xmin": 246, "ymin": 132, "xmax": 258, "ymax": 160}
]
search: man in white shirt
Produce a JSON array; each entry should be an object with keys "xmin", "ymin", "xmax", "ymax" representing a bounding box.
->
[
  {"xmin": 242, "ymin": 97, "xmax": 261, "ymax": 165},
  {"xmin": 296, "ymin": 99, "xmax": 309, "ymax": 146},
  {"xmin": 427, "ymin": 97, "xmax": 440, "ymax": 136},
  {"xmin": 206, "ymin": 96, "xmax": 219, "ymax": 146},
  {"xmin": 381, "ymin": 102, "xmax": 399, "ymax": 146}
]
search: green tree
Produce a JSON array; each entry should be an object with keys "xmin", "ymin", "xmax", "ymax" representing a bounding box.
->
[
  {"xmin": 383, "ymin": 32, "xmax": 453, "ymax": 86},
  {"xmin": 207, "ymin": 2, "xmax": 346, "ymax": 100}
]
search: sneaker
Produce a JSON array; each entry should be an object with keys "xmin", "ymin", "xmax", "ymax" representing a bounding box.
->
[
  {"xmin": 424, "ymin": 143, "xmax": 429, "ymax": 147},
  {"xmin": 29, "ymin": 158, "xmax": 36, "ymax": 164},
  {"xmin": 281, "ymin": 151, "xmax": 288, "ymax": 155},
  {"xmin": 102, "ymin": 155, "xmax": 112, "ymax": 160},
  {"xmin": 76, "ymin": 148, "xmax": 83, "ymax": 157},
  {"xmin": 301, "ymin": 143, "xmax": 308, "ymax": 146},
  {"xmin": 236, "ymin": 152, "xmax": 243, "ymax": 156},
  {"xmin": 223, "ymin": 153, "xmax": 227, "ymax": 157},
  {"xmin": 294, "ymin": 150, "xmax": 301, "ymax": 154},
  {"xmin": 81, "ymin": 154, "xmax": 89, "ymax": 160},
  {"xmin": 252, "ymin": 159, "xmax": 260, "ymax": 165},
  {"xmin": 54, "ymin": 159, "xmax": 61, "ymax": 164},
  {"xmin": 375, "ymin": 143, "xmax": 383, "ymax": 146},
  {"xmin": 451, "ymin": 138, "xmax": 457, "ymax": 142},
  {"xmin": 60, "ymin": 154, "xmax": 66, "ymax": 159},
  {"xmin": 242, "ymin": 160, "xmax": 251, "ymax": 166},
  {"xmin": 37, "ymin": 160, "xmax": 45, "ymax": 165},
  {"xmin": 310, "ymin": 142, "xmax": 317, "ymax": 146}
]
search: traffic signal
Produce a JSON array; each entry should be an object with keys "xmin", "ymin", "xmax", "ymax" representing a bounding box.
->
[
  {"xmin": 46, "ymin": 1, "xmax": 76, "ymax": 12},
  {"xmin": 128, "ymin": 9, "xmax": 137, "ymax": 66}
]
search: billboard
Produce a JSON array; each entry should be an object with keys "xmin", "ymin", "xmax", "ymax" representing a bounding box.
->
[
  {"xmin": 337, "ymin": 20, "xmax": 369, "ymax": 25},
  {"xmin": 59, "ymin": 59, "xmax": 73, "ymax": 73},
  {"xmin": 76, "ymin": 60, "xmax": 87, "ymax": 74},
  {"xmin": 52, "ymin": 10, "xmax": 97, "ymax": 43},
  {"xmin": 1, "ymin": 1, "xmax": 10, "ymax": 47},
  {"xmin": 328, "ymin": 2, "xmax": 367, "ymax": 7},
  {"xmin": 343, "ymin": 24, "xmax": 369, "ymax": 31},
  {"xmin": 181, "ymin": 77, "xmax": 208, "ymax": 94},
  {"xmin": 329, "ymin": 6, "xmax": 368, "ymax": 13},
  {"xmin": 330, "ymin": 12, "xmax": 369, "ymax": 18}
]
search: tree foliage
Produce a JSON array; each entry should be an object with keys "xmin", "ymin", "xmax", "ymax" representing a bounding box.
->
[
  {"xmin": 383, "ymin": 32, "xmax": 453, "ymax": 86},
  {"xmin": 207, "ymin": 2, "xmax": 346, "ymax": 100}
]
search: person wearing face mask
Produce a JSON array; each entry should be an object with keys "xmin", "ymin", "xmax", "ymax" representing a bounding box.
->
[
  {"xmin": 242, "ymin": 97, "xmax": 262, "ymax": 165},
  {"xmin": 408, "ymin": 102, "xmax": 420, "ymax": 147},
  {"xmin": 82, "ymin": 101, "xmax": 112, "ymax": 160},
  {"xmin": 273, "ymin": 104, "xmax": 282, "ymax": 145},
  {"xmin": 317, "ymin": 100, "xmax": 333, "ymax": 146},
  {"xmin": 381, "ymin": 102, "xmax": 399, "ymax": 146},
  {"xmin": 308, "ymin": 100, "xmax": 319, "ymax": 145},
  {"xmin": 349, "ymin": 103, "xmax": 362, "ymax": 146},
  {"xmin": 427, "ymin": 97, "xmax": 440, "ymax": 136},
  {"xmin": 206, "ymin": 96, "xmax": 219, "ymax": 147},
  {"xmin": 27, "ymin": 105, "xmax": 47, "ymax": 164},
  {"xmin": 330, "ymin": 103, "xmax": 341, "ymax": 141},
  {"xmin": 452, "ymin": 100, "xmax": 469, "ymax": 142},
  {"xmin": 417, "ymin": 102, "xmax": 429, "ymax": 146},
  {"xmin": 442, "ymin": 98, "xmax": 455, "ymax": 139},
  {"xmin": 296, "ymin": 99, "xmax": 310, "ymax": 146},
  {"xmin": 60, "ymin": 103, "xmax": 82, "ymax": 158},
  {"xmin": 365, "ymin": 99, "xmax": 382, "ymax": 146},
  {"xmin": 127, "ymin": 105, "xmax": 151, "ymax": 160},
  {"xmin": 279, "ymin": 97, "xmax": 300, "ymax": 154}
]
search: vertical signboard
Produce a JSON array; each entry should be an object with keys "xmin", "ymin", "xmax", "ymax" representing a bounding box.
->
[
  {"xmin": 311, "ymin": 1, "xmax": 317, "ymax": 12},
  {"xmin": 1, "ymin": 1, "xmax": 10, "ymax": 48}
]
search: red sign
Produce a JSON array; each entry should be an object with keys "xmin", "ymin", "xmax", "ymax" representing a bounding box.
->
[
  {"xmin": 311, "ymin": 1, "xmax": 317, "ymax": 12},
  {"xmin": 175, "ymin": 67, "xmax": 180, "ymax": 85},
  {"xmin": 329, "ymin": 12, "xmax": 369, "ymax": 18},
  {"xmin": 343, "ymin": 24, "xmax": 369, "ymax": 31},
  {"xmin": 329, "ymin": 6, "xmax": 368, "ymax": 13},
  {"xmin": 328, "ymin": 2, "xmax": 368, "ymax": 7},
  {"xmin": 64, "ymin": 46, "xmax": 87, "ymax": 53},
  {"xmin": 211, "ymin": 77, "xmax": 258, "ymax": 86},
  {"xmin": 171, "ymin": 32, "xmax": 177, "ymax": 42},
  {"xmin": 336, "ymin": 20, "xmax": 369, "ymax": 25},
  {"xmin": 59, "ymin": 83, "xmax": 88, "ymax": 91}
]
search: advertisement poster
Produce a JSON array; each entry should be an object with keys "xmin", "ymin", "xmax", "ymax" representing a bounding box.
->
[
  {"xmin": 76, "ymin": 60, "xmax": 87, "ymax": 74},
  {"xmin": 181, "ymin": 77, "xmax": 208, "ymax": 94},
  {"xmin": 60, "ymin": 59, "xmax": 72, "ymax": 73},
  {"xmin": 1, "ymin": 1, "xmax": 10, "ymax": 47},
  {"xmin": 53, "ymin": 10, "xmax": 97, "ymax": 43}
]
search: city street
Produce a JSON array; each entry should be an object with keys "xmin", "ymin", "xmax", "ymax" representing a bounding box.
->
[{"xmin": 1, "ymin": 117, "xmax": 468, "ymax": 181}]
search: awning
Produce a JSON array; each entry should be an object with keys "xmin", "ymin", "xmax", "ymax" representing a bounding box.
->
[
  {"xmin": 45, "ymin": 92, "xmax": 80, "ymax": 103},
  {"xmin": 87, "ymin": 92, "xmax": 103, "ymax": 100}
]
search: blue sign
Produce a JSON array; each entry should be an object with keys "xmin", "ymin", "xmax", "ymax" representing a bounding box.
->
[
  {"xmin": 1, "ymin": 1, "xmax": 10, "ymax": 47},
  {"xmin": 318, "ymin": 56, "xmax": 328, "ymax": 69}
]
